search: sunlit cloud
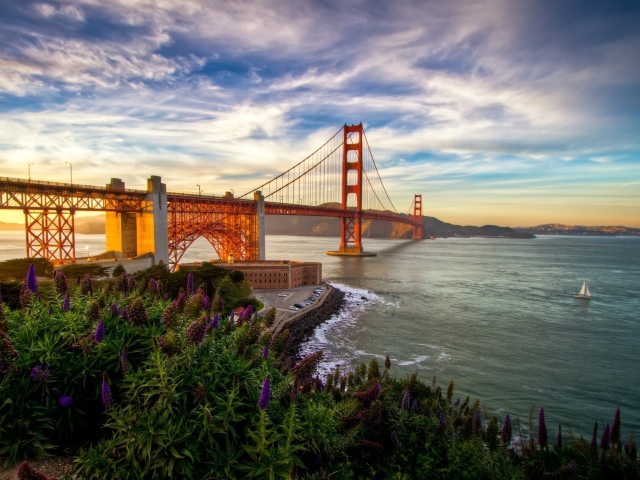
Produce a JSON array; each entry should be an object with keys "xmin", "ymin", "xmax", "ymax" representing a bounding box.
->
[{"xmin": 0, "ymin": 0, "xmax": 638, "ymax": 227}]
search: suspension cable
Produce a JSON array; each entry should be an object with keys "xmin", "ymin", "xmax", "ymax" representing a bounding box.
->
[{"xmin": 362, "ymin": 128, "xmax": 398, "ymax": 213}]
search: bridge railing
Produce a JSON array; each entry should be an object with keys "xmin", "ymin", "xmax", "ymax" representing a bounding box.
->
[{"xmin": 0, "ymin": 177, "xmax": 147, "ymax": 194}]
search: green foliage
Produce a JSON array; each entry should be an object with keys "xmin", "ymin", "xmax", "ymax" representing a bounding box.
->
[
  {"xmin": 58, "ymin": 263, "xmax": 108, "ymax": 279},
  {"xmin": 0, "ymin": 258, "xmax": 53, "ymax": 281},
  {"xmin": 228, "ymin": 269, "xmax": 245, "ymax": 282},
  {"xmin": 1, "ymin": 279, "xmax": 639, "ymax": 479},
  {"xmin": 111, "ymin": 263, "xmax": 126, "ymax": 278}
]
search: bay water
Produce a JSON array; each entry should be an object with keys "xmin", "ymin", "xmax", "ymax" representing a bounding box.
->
[{"xmin": 1, "ymin": 231, "xmax": 639, "ymax": 439}]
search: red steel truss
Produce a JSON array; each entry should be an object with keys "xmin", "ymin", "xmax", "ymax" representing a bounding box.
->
[
  {"xmin": 0, "ymin": 177, "xmax": 146, "ymax": 264},
  {"xmin": 167, "ymin": 194, "xmax": 259, "ymax": 268}
]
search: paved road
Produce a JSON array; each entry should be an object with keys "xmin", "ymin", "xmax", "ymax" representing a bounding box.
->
[{"xmin": 254, "ymin": 284, "xmax": 327, "ymax": 326}]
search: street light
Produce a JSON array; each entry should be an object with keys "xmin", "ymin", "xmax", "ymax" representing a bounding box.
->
[
  {"xmin": 65, "ymin": 162, "xmax": 72, "ymax": 184},
  {"xmin": 28, "ymin": 163, "xmax": 34, "ymax": 182},
  {"xmin": 197, "ymin": 184, "xmax": 201, "ymax": 196}
]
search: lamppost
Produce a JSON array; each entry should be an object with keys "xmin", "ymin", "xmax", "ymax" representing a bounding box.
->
[
  {"xmin": 28, "ymin": 163, "xmax": 34, "ymax": 182},
  {"xmin": 197, "ymin": 184, "xmax": 201, "ymax": 196},
  {"xmin": 65, "ymin": 162, "xmax": 72, "ymax": 184}
]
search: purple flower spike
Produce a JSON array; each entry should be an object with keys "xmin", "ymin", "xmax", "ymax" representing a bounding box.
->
[
  {"xmin": 120, "ymin": 350, "xmax": 128, "ymax": 374},
  {"xmin": 411, "ymin": 399, "xmax": 418, "ymax": 412},
  {"xmin": 101, "ymin": 373, "xmax": 112, "ymax": 410},
  {"xmin": 26, "ymin": 264, "xmax": 38, "ymax": 294},
  {"xmin": 121, "ymin": 308, "xmax": 129, "ymax": 322},
  {"xmin": 439, "ymin": 412, "xmax": 447, "ymax": 427},
  {"xmin": 556, "ymin": 425, "xmax": 562, "ymax": 449},
  {"xmin": 610, "ymin": 408, "xmax": 621, "ymax": 444},
  {"xmin": 259, "ymin": 377, "xmax": 270, "ymax": 410},
  {"xmin": 601, "ymin": 424, "xmax": 611, "ymax": 451},
  {"xmin": 94, "ymin": 321, "xmax": 105, "ymax": 343},
  {"xmin": 473, "ymin": 410, "xmax": 483, "ymax": 435},
  {"xmin": 187, "ymin": 272, "xmax": 194, "ymax": 296},
  {"xmin": 538, "ymin": 408, "xmax": 548, "ymax": 448},
  {"xmin": 454, "ymin": 397, "xmax": 460, "ymax": 406},
  {"xmin": 262, "ymin": 346, "xmax": 269, "ymax": 359},
  {"xmin": 229, "ymin": 311, "xmax": 235, "ymax": 325},
  {"xmin": 47, "ymin": 307, "xmax": 52, "ymax": 315},
  {"xmin": 212, "ymin": 314, "xmax": 219, "ymax": 330},
  {"xmin": 501, "ymin": 414, "xmax": 512, "ymax": 444},
  {"xmin": 401, "ymin": 390, "xmax": 410, "ymax": 410},
  {"xmin": 147, "ymin": 278, "xmax": 159, "ymax": 295},
  {"xmin": 109, "ymin": 303, "xmax": 119, "ymax": 317},
  {"xmin": 202, "ymin": 296, "xmax": 210, "ymax": 313},
  {"xmin": 58, "ymin": 395, "xmax": 73, "ymax": 408},
  {"xmin": 62, "ymin": 293, "xmax": 70, "ymax": 312}
]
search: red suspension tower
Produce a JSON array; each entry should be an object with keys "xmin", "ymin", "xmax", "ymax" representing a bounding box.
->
[
  {"xmin": 413, "ymin": 194, "xmax": 423, "ymax": 239},
  {"xmin": 327, "ymin": 123, "xmax": 376, "ymax": 256}
]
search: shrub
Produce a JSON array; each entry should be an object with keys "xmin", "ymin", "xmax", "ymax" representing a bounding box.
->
[
  {"xmin": 58, "ymin": 263, "xmax": 108, "ymax": 279},
  {"xmin": 0, "ymin": 258, "xmax": 53, "ymax": 281}
]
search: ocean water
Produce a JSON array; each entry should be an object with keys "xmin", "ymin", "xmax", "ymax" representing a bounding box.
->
[{"xmin": 1, "ymin": 231, "xmax": 639, "ymax": 439}]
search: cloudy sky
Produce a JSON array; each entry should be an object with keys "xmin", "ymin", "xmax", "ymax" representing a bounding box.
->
[{"xmin": 1, "ymin": 0, "xmax": 639, "ymax": 227}]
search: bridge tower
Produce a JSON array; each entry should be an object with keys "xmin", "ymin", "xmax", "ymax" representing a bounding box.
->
[
  {"xmin": 413, "ymin": 194, "xmax": 423, "ymax": 239},
  {"xmin": 327, "ymin": 123, "xmax": 376, "ymax": 257}
]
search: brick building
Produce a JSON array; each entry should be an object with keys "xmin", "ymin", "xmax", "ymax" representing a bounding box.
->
[{"xmin": 226, "ymin": 260, "xmax": 322, "ymax": 289}]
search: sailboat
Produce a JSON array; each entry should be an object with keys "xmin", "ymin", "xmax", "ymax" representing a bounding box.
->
[{"xmin": 574, "ymin": 279, "xmax": 592, "ymax": 299}]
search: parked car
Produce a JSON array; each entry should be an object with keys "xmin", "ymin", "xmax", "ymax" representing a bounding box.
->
[
  {"xmin": 278, "ymin": 293, "xmax": 288, "ymax": 297},
  {"xmin": 289, "ymin": 306, "xmax": 299, "ymax": 311}
]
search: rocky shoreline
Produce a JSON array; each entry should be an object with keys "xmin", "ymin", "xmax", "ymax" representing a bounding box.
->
[{"xmin": 278, "ymin": 285, "xmax": 346, "ymax": 364}]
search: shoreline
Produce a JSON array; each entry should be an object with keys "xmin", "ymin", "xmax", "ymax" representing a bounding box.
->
[{"xmin": 275, "ymin": 284, "xmax": 346, "ymax": 364}]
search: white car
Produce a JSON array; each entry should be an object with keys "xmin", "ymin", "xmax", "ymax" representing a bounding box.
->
[{"xmin": 289, "ymin": 306, "xmax": 299, "ymax": 311}]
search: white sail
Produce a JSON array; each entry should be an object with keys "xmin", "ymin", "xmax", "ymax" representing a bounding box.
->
[
  {"xmin": 579, "ymin": 280, "xmax": 587, "ymax": 295},
  {"xmin": 585, "ymin": 284, "xmax": 591, "ymax": 297}
]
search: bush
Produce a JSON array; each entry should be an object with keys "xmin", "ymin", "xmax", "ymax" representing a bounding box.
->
[
  {"xmin": 0, "ymin": 258, "xmax": 53, "ymax": 281},
  {"xmin": 111, "ymin": 264, "xmax": 126, "ymax": 277},
  {"xmin": 228, "ymin": 269, "xmax": 245, "ymax": 282},
  {"xmin": 58, "ymin": 263, "xmax": 108, "ymax": 279}
]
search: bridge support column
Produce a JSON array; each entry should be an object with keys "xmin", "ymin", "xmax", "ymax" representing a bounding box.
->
[
  {"xmin": 413, "ymin": 194, "xmax": 423, "ymax": 239},
  {"xmin": 327, "ymin": 123, "xmax": 376, "ymax": 257},
  {"xmin": 104, "ymin": 176, "xmax": 168, "ymax": 265},
  {"xmin": 255, "ymin": 190, "xmax": 266, "ymax": 261},
  {"xmin": 137, "ymin": 176, "xmax": 168, "ymax": 265}
]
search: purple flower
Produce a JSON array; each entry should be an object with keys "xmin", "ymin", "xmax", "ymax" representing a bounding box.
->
[
  {"xmin": 186, "ymin": 317, "xmax": 207, "ymax": 346},
  {"xmin": 120, "ymin": 350, "xmax": 128, "ymax": 374},
  {"xmin": 211, "ymin": 314, "xmax": 219, "ymax": 330},
  {"xmin": 30, "ymin": 364, "xmax": 52, "ymax": 382},
  {"xmin": 187, "ymin": 272, "xmax": 194, "ymax": 296},
  {"xmin": 411, "ymin": 399, "xmax": 418, "ymax": 412},
  {"xmin": 538, "ymin": 408, "xmax": 548, "ymax": 448},
  {"xmin": 26, "ymin": 264, "xmax": 38, "ymax": 294},
  {"xmin": 147, "ymin": 278, "xmax": 159, "ymax": 295},
  {"xmin": 262, "ymin": 346, "xmax": 269, "ymax": 359},
  {"xmin": 62, "ymin": 293, "xmax": 70, "ymax": 312},
  {"xmin": 202, "ymin": 296, "xmax": 210, "ymax": 313},
  {"xmin": 229, "ymin": 310, "xmax": 235, "ymax": 325},
  {"xmin": 259, "ymin": 377, "xmax": 270, "ymax": 410},
  {"xmin": 94, "ymin": 321, "xmax": 105, "ymax": 343},
  {"xmin": 108, "ymin": 303, "xmax": 119, "ymax": 317},
  {"xmin": 473, "ymin": 410, "xmax": 483, "ymax": 435},
  {"xmin": 401, "ymin": 390, "xmax": 410, "ymax": 410},
  {"xmin": 556, "ymin": 425, "xmax": 563, "ymax": 449},
  {"xmin": 454, "ymin": 397, "xmax": 460, "ymax": 406},
  {"xmin": 121, "ymin": 308, "xmax": 129, "ymax": 322},
  {"xmin": 47, "ymin": 307, "xmax": 52, "ymax": 315},
  {"xmin": 391, "ymin": 430, "xmax": 399, "ymax": 446},
  {"xmin": 610, "ymin": 408, "xmax": 621, "ymax": 444},
  {"xmin": 58, "ymin": 395, "xmax": 73, "ymax": 408},
  {"xmin": 80, "ymin": 274, "xmax": 94, "ymax": 295},
  {"xmin": 102, "ymin": 373, "xmax": 112, "ymax": 409},
  {"xmin": 501, "ymin": 414, "xmax": 512, "ymax": 444},
  {"xmin": 601, "ymin": 424, "xmax": 611, "ymax": 451},
  {"xmin": 439, "ymin": 412, "xmax": 447, "ymax": 427}
]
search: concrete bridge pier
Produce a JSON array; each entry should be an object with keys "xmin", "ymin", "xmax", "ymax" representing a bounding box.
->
[{"xmin": 104, "ymin": 176, "xmax": 168, "ymax": 265}]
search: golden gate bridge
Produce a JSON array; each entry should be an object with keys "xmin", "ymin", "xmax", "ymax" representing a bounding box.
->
[{"xmin": 0, "ymin": 123, "xmax": 423, "ymax": 270}]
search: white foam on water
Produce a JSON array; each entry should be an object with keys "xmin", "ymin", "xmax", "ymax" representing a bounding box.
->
[{"xmin": 297, "ymin": 283, "xmax": 386, "ymax": 375}]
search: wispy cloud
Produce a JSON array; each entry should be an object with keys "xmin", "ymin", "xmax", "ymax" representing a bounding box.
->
[{"xmin": 0, "ymin": 0, "xmax": 638, "ymax": 226}]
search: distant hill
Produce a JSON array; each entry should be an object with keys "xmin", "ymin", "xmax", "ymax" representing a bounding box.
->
[
  {"xmin": 515, "ymin": 224, "xmax": 640, "ymax": 236},
  {"xmin": 1, "ymin": 212, "xmax": 534, "ymax": 239},
  {"xmin": 0, "ymin": 221, "xmax": 23, "ymax": 231},
  {"xmin": 265, "ymin": 205, "xmax": 534, "ymax": 239},
  {"xmin": 0, "ymin": 216, "xmax": 105, "ymax": 234}
]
